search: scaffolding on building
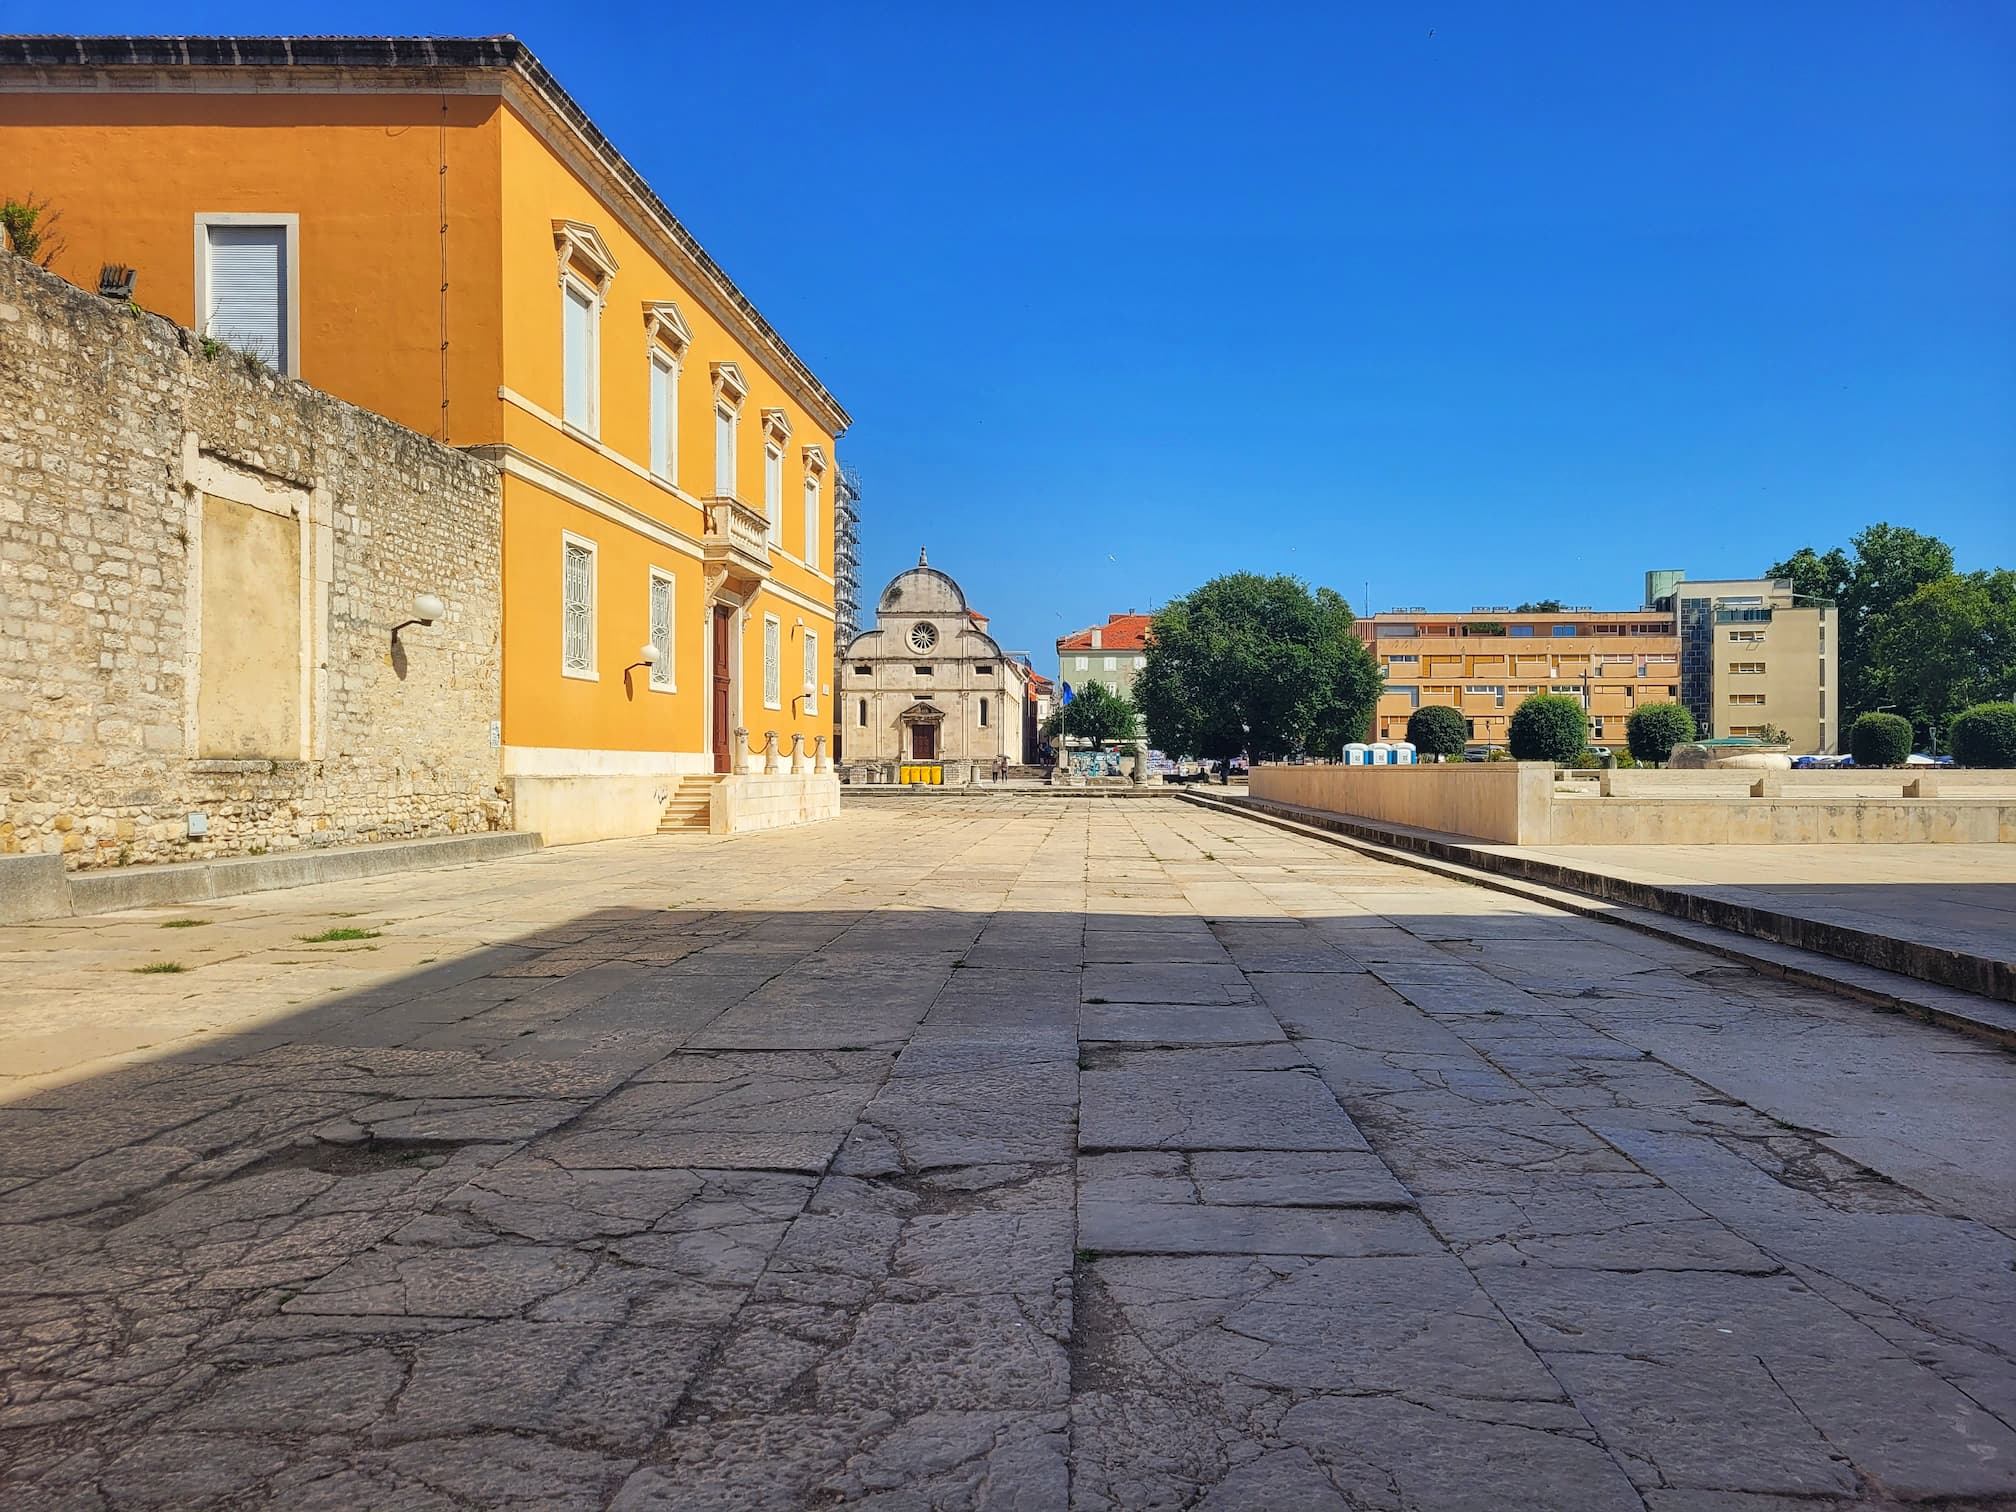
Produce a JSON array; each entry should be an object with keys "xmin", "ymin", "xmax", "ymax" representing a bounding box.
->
[
  {"xmin": 834, "ymin": 463, "xmax": 863, "ymax": 650},
  {"xmin": 832, "ymin": 464, "xmax": 863, "ymax": 757}
]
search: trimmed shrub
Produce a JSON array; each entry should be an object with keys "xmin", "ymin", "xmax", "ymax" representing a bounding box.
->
[
  {"xmin": 1950, "ymin": 702, "xmax": 2016, "ymax": 768},
  {"xmin": 1625, "ymin": 701, "xmax": 1696, "ymax": 766},
  {"xmin": 1406, "ymin": 703, "xmax": 1468, "ymax": 761},
  {"xmin": 1507, "ymin": 693, "xmax": 1588, "ymax": 763},
  {"xmin": 1849, "ymin": 711, "xmax": 1913, "ymax": 768}
]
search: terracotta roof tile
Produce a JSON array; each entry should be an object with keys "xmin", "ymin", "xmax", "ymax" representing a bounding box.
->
[{"xmin": 1056, "ymin": 613, "xmax": 1152, "ymax": 652}]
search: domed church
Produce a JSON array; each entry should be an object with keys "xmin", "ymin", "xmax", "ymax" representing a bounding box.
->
[{"xmin": 840, "ymin": 551, "xmax": 1033, "ymax": 771}]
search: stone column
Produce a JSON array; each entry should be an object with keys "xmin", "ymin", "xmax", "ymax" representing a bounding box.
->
[
  {"xmin": 763, "ymin": 730, "xmax": 781, "ymax": 775},
  {"xmin": 1130, "ymin": 740, "xmax": 1149, "ymax": 785},
  {"xmin": 790, "ymin": 734, "xmax": 809, "ymax": 774},
  {"xmin": 736, "ymin": 726, "xmax": 759, "ymax": 776},
  {"xmin": 814, "ymin": 736, "xmax": 832, "ymax": 774}
]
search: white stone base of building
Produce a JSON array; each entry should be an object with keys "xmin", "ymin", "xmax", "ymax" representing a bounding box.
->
[
  {"xmin": 711, "ymin": 773, "xmax": 841, "ymax": 835},
  {"xmin": 502, "ymin": 747, "xmax": 838, "ymax": 843}
]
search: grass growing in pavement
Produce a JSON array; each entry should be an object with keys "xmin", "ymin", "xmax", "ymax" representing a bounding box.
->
[
  {"xmin": 159, "ymin": 918, "xmax": 211, "ymax": 929},
  {"xmin": 299, "ymin": 927, "xmax": 381, "ymax": 943},
  {"xmin": 132, "ymin": 961, "xmax": 188, "ymax": 974}
]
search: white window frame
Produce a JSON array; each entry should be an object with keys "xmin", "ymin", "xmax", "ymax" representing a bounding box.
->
[
  {"xmin": 764, "ymin": 443, "xmax": 783, "ymax": 550},
  {"xmin": 1104, "ymin": 655, "xmax": 1117, "ymax": 672},
  {"xmin": 803, "ymin": 475, "xmax": 820, "ymax": 571},
  {"xmin": 1075, "ymin": 656, "xmax": 1089, "ymax": 671},
  {"xmin": 193, "ymin": 213, "xmax": 301, "ymax": 379},
  {"xmin": 648, "ymin": 350, "xmax": 678, "ymax": 483},
  {"xmin": 762, "ymin": 613, "xmax": 782, "ymax": 709},
  {"xmin": 716, "ymin": 403, "xmax": 739, "ymax": 497},
  {"xmin": 803, "ymin": 627, "xmax": 819, "ymax": 715},
  {"xmin": 561, "ymin": 531, "xmax": 598, "ymax": 681},
  {"xmin": 562, "ymin": 271, "xmax": 602, "ymax": 437},
  {"xmin": 648, "ymin": 566, "xmax": 676, "ymax": 692}
]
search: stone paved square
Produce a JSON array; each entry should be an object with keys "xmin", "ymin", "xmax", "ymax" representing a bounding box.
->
[{"xmin": 3, "ymin": 795, "xmax": 2015, "ymax": 1508}]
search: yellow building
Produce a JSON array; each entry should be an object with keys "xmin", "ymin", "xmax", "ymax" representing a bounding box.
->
[
  {"xmin": 1645, "ymin": 572, "xmax": 1839, "ymax": 753},
  {"xmin": 0, "ymin": 36, "xmax": 848, "ymax": 839},
  {"xmin": 1356, "ymin": 607, "xmax": 1681, "ymax": 752}
]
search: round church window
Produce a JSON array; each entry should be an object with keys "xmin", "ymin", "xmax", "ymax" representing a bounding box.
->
[{"xmin": 908, "ymin": 622, "xmax": 939, "ymax": 653}]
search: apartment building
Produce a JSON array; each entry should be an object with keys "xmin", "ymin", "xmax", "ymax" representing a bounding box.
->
[
  {"xmin": 1355, "ymin": 607, "xmax": 1681, "ymax": 751},
  {"xmin": 1058, "ymin": 612, "xmax": 1153, "ymax": 701},
  {"xmin": 0, "ymin": 36, "xmax": 849, "ymax": 839},
  {"xmin": 1645, "ymin": 571, "xmax": 1838, "ymax": 753}
]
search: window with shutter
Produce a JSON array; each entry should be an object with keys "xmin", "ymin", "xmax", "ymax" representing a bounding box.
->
[
  {"xmin": 764, "ymin": 446, "xmax": 783, "ymax": 549},
  {"xmin": 204, "ymin": 224, "xmax": 288, "ymax": 370},
  {"xmin": 803, "ymin": 477, "xmax": 819, "ymax": 570},
  {"xmin": 803, "ymin": 629, "xmax": 818, "ymax": 714},
  {"xmin": 649, "ymin": 570, "xmax": 674, "ymax": 689},
  {"xmin": 563, "ymin": 280, "xmax": 598, "ymax": 432},
  {"xmin": 562, "ymin": 536, "xmax": 596, "ymax": 676},
  {"xmin": 763, "ymin": 616, "xmax": 782, "ymax": 708},
  {"xmin": 649, "ymin": 354, "xmax": 676, "ymax": 481},
  {"xmin": 716, "ymin": 405, "xmax": 737, "ymax": 496}
]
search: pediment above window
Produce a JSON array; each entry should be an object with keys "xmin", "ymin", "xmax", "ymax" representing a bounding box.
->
[
  {"xmin": 801, "ymin": 444, "xmax": 828, "ymax": 474},
  {"xmin": 642, "ymin": 299, "xmax": 692, "ymax": 356},
  {"xmin": 552, "ymin": 219, "xmax": 619, "ymax": 290},
  {"xmin": 711, "ymin": 360, "xmax": 750, "ymax": 409},
  {"xmin": 761, "ymin": 407, "xmax": 793, "ymax": 445}
]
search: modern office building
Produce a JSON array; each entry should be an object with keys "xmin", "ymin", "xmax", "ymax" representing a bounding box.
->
[
  {"xmin": 1645, "ymin": 572, "xmax": 1838, "ymax": 753},
  {"xmin": 0, "ymin": 35, "xmax": 849, "ymax": 838},
  {"xmin": 1355, "ymin": 606, "xmax": 1681, "ymax": 751},
  {"xmin": 1058, "ymin": 612, "xmax": 1153, "ymax": 701}
]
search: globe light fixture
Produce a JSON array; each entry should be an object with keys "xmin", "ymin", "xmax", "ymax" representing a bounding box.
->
[{"xmin": 391, "ymin": 591, "xmax": 447, "ymax": 650}]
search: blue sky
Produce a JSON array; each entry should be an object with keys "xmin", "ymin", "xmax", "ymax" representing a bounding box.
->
[{"xmin": 56, "ymin": 2, "xmax": 2016, "ymax": 662}]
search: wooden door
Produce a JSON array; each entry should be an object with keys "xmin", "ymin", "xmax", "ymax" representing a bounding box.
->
[
  {"xmin": 912, "ymin": 722, "xmax": 936, "ymax": 760},
  {"xmin": 712, "ymin": 605, "xmax": 734, "ymax": 773}
]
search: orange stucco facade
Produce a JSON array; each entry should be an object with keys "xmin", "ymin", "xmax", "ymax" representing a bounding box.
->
[{"xmin": 0, "ymin": 41, "xmax": 846, "ymax": 805}]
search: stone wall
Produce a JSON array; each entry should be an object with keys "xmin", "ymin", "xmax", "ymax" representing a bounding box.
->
[
  {"xmin": 1250, "ymin": 762, "xmax": 1555, "ymax": 844},
  {"xmin": 0, "ymin": 257, "xmax": 505, "ymax": 868}
]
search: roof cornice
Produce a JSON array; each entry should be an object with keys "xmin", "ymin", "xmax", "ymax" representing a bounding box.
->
[{"xmin": 0, "ymin": 34, "xmax": 851, "ymax": 437}]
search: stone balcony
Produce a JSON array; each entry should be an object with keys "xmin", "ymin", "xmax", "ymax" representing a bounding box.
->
[{"xmin": 703, "ymin": 495, "xmax": 772, "ymax": 588}]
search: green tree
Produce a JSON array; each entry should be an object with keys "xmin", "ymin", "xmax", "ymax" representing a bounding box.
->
[
  {"xmin": 1769, "ymin": 523, "xmax": 1955, "ymax": 719},
  {"xmin": 1869, "ymin": 570, "xmax": 2016, "ymax": 740},
  {"xmin": 1135, "ymin": 573, "xmax": 1382, "ymax": 779},
  {"xmin": 1849, "ymin": 711, "xmax": 1912, "ymax": 768},
  {"xmin": 1506, "ymin": 693, "xmax": 1587, "ymax": 763},
  {"xmin": 1044, "ymin": 680, "xmax": 1139, "ymax": 744},
  {"xmin": 1514, "ymin": 599, "xmax": 1564, "ymax": 614},
  {"xmin": 1950, "ymin": 703, "xmax": 2016, "ymax": 769},
  {"xmin": 1625, "ymin": 701, "xmax": 1695, "ymax": 765},
  {"xmin": 1406, "ymin": 704, "xmax": 1468, "ymax": 761}
]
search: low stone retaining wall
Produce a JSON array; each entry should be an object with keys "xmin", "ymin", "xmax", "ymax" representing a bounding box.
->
[
  {"xmin": 1253, "ymin": 763, "xmax": 2016, "ymax": 845},
  {"xmin": 1551, "ymin": 797, "xmax": 2016, "ymax": 845},
  {"xmin": 714, "ymin": 773, "xmax": 840, "ymax": 834},
  {"xmin": 1210, "ymin": 792, "xmax": 2016, "ymax": 1008},
  {"xmin": 2, "ymin": 832, "xmax": 539, "ymax": 922},
  {"xmin": 1249, "ymin": 764, "xmax": 1553, "ymax": 844}
]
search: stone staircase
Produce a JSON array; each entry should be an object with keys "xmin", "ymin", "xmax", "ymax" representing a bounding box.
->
[{"xmin": 657, "ymin": 774, "xmax": 719, "ymax": 833}]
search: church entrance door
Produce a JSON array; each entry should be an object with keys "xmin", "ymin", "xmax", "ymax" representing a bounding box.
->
[{"xmin": 911, "ymin": 723, "xmax": 936, "ymax": 760}]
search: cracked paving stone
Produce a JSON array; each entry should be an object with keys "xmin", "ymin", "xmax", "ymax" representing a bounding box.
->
[{"xmin": 6, "ymin": 797, "xmax": 2016, "ymax": 1509}]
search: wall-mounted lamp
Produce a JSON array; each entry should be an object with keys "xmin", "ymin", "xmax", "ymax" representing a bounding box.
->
[
  {"xmin": 391, "ymin": 592, "xmax": 447, "ymax": 648},
  {"xmin": 622, "ymin": 642, "xmax": 661, "ymax": 698}
]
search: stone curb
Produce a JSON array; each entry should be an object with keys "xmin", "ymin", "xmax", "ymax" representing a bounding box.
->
[
  {"xmin": 1179, "ymin": 791, "xmax": 2016, "ymax": 1053},
  {"xmin": 6, "ymin": 832, "xmax": 543, "ymax": 922}
]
